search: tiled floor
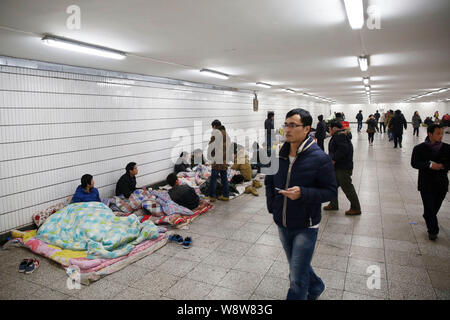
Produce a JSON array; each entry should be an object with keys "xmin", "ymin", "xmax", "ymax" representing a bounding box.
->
[{"xmin": 0, "ymin": 124, "xmax": 449, "ymax": 300}]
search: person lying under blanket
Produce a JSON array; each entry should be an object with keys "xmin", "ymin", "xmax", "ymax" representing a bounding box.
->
[
  {"xmin": 166, "ymin": 173, "xmax": 199, "ymax": 210},
  {"xmin": 71, "ymin": 174, "xmax": 101, "ymax": 203}
]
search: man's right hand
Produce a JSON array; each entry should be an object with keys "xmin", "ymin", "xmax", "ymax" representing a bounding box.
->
[{"xmin": 431, "ymin": 162, "xmax": 444, "ymax": 170}]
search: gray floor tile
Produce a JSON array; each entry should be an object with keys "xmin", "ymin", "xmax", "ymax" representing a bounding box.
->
[
  {"xmin": 311, "ymin": 253, "xmax": 348, "ymax": 273},
  {"xmin": 266, "ymin": 260, "xmax": 289, "ymax": 280},
  {"xmin": 386, "ymin": 264, "xmax": 432, "ymax": 286},
  {"xmin": 112, "ymin": 286, "xmax": 161, "ymax": 300},
  {"xmin": 164, "ymin": 278, "xmax": 214, "ymax": 300},
  {"xmin": 156, "ymin": 256, "xmax": 199, "ymax": 277},
  {"xmin": 244, "ymin": 243, "xmax": 282, "ymax": 260},
  {"xmin": 349, "ymin": 245, "xmax": 385, "ymax": 262},
  {"xmin": 351, "ymin": 235, "xmax": 384, "ymax": 249},
  {"xmin": 347, "ymin": 258, "xmax": 387, "ymax": 279},
  {"xmin": 186, "ymin": 263, "xmax": 229, "ymax": 285},
  {"xmin": 233, "ymin": 255, "xmax": 274, "ymax": 275},
  {"xmin": 217, "ymin": 270, "xmax": 264, "ymax": 295},
  {"xmin": 314, "ymin": 267, "xmax": 346, "ymax": 291},
  {"xmin": 129, "ymin": 270, "xmax": 180, "ymax": 295},
  {"xmin": 344, "ymin": 272, "xmax": 388, "ymax": 299},
  {"xmin": 254, "ymin": 275, "xmax": 289, "ymax": 300},
  {"xmin": 216, "ymin": 239, "xmax": 254, "ymax": 255},
  {"xmin": 388, "ymin": 280, "xmax": 437, "ymax": 300},
  {"xmin": 203, "ymin": 250, "xmax": 244, "ymax": 269},
  {"xmin": 427, "ymin": 270, "xmax": 450, "ymax": 290}
]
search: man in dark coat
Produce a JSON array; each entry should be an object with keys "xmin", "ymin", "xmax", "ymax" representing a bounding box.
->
[
  {"xmin": 356, "ymin": 110, "xmax": 363, "ymax": 133},
  {"xmin": 389, "ymin": 110, "xmax": 407, "ymax": 148},
  {"xmin": 315, "ymin": 115, "xmax": 327, "ymax": 151},
  {"xmin": 115, "ymin": 162, "xmax": 138, "ymax": 198},
  {"xmin": 166, "ymin": 173, "xmax": 199, "ymax": 210},
  {"xmin": 324, "ymin": 120, "xmax": 361, "ymax": 215},
  {"xmin": 265, "ymin": 108, "xmax": 337, "ymax": 300},
  {"xmin": 411, "ymin": 124, "xmax": 450, "ymax": 240},
  {"xmin": 265, "ymin": 111, "xmax": 275, "ymax": 156}
]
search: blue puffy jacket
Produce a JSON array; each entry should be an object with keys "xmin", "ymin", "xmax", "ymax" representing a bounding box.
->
[
  {"xmin": 71, "ymin": 185, "xmax": 101, "ymax": 203},
  {"xmin": 265, "ymin": 137, "xmax": 337, "ymax": 228}
]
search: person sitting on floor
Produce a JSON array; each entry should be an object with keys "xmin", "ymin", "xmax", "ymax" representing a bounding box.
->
[
  {"xmin": 231, "ymin": 148, "xmax": 252, "ymax": 181},
  {"xmin": 115, "ymin": 162, "xmax": 138, "ymax": 198},
  {"xmin": 166, "ymin": 173, "xmax": 199, "ymax": 210},
  {"xmin": 190, "ymin": 148, "xmax": 206, "ymax": 168},
  {"xmin": 71, "ymin": 174, "xmax": 101, "ymax": 203},
  {"xmin": 174, "ymin": 151, "xmax": 191, "ymax": 174}
]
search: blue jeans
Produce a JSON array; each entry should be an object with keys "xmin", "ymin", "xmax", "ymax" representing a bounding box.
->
[
  {"xmin": 209, "ymin": 169, "xmax": 229, "ymax": 198},
  {"xmin": 278, "ymin": 226, "xmax": 324, "ymax": 300},
  {"xmin": 357, "ymin": 122, "xmax": 362, "ymax": 132}
]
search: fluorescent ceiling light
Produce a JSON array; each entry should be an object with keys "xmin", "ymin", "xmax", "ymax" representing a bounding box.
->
[
  {"xmin": 344, "ymin": 0, "xmax": 364, "ymax": 29},
  {"xmin": 256, "ymin": 82, "xmax": 271, "ymax": 88},
  {"xmin": 363, "ymin": 77, "xmax": 370, "ymax": 85},
  {"xmin": 199, "ymin": 68, "xmax": 229, "ymax": 80},
  {"xmin": 358, "ymin": 56, "xmax": 369, "ymax": 72},
  {"xmin": 365, "ymin": 85, "xmax": 370, "ymax": 91},
  {"xmin": 42, "ymin": 35, "xmax": 126, "ymax": 60},
  {"xmin": 284, "ymin": 89, "xmax": 296, "ymax": 93}
]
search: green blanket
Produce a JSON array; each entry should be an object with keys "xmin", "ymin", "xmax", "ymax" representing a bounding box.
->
[{"xmin": 36, "ymin": 202, "xmax": 160, "ymax": 259}]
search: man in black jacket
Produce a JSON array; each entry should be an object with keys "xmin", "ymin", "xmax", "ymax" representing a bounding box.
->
[
  {"xmin": 166, "ymin": 173, "xmax": 199, "ymax": 210},
  {"xmin": 265, "ymin": 111, "xmax": 274, "ymax": 156},
  {"xmin": 315, "ymin": 115, "xmax": 327, "ymax": 151},
  {"xmin": 356, "ymin": 111, "xmax": 363, "ymax": 133},
  {"xmin": 115, "ymin": 162, "xmax": 138, "ymax": 198},
  {"xmin": 389, "ymin": 110, "xmax": 407, "ymax": 148},
  {"xmin": 324, "ymin": 121, "xmax": 361, "ymax": 215},
  {"xmin": 411, "ymin": 124, "xmax": 450, "ymax": 240}
]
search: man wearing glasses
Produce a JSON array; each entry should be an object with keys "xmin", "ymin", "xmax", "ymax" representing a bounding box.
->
[{"xmin": 265, "ymin": 108, "xmax": 337, "ymax": 300}]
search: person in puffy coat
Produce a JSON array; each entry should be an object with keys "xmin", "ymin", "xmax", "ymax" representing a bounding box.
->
[{"xmin": 265, "ymin": 108, "xmax": 337, "ymax": 300}]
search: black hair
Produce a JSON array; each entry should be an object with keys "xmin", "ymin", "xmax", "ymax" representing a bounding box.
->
[
  {"xmin": 318, "ymin": 115, "xmax": 323, "ymax": 122},
  {"xmin": 329, "ymin": 120, "xmax": 343, "ymax": 129},
  {"xmin": 126, "ymin": 162, "xmax": 136, "ymax": 172},
  {"xmin": 81, "ymin": 174, "xmax": 93, "ymax": 189},
  {"xmin": 179, "ymin": 151, "xmax": 188, "ymax": 158},
  {"xmin": 211, "ymin": 119, "xmax": 221, "ymax": 128},
  {"xmin": 166, "ymin": 173, "xmax": 178, "ymax": 187},
  {"xmin": 335, "ymin": 112, "xmax": 342, "ymax": 118},
  {"xmin": 285, "ymin": 108, "xmax": 313, "ymax": 129},
  {"xmin": 219, "ymin": 125, "xmax": 226, "ymax": 131},
  {"xmin": 267, "ymin": 111, "xmax": 274, "ymax": 119},
  {"xmin": 427, "ymin": 123, "xmax": 443, "ymax": 134}
]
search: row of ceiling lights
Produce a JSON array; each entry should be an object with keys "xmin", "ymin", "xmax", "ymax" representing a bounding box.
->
[
  {"xmin": 403, "ymin": 88, "xmax": 448, "ymax": 102},
  {"xmin": 41, "ymin": 1, "xmax": 373, "ymax": 105}
]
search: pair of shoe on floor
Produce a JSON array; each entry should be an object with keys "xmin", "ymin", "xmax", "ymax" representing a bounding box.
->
[
  {"xmin": 18, "ymin": 258, "xmax": 39, "ymax": 274},
  {"xmin": 323, "ymin": 204, "xmax": 361, "ymax": 216},
  {"xmin": 244, "ymin": 179, "xmax": 263, "ymax": 196},
  {"xmin": 168, "ymin": 234, "xmax": 192, "ymax": 249}
]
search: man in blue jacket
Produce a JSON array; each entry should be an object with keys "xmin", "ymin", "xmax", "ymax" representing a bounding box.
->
[
  {"xmin": 265, "ymin": 108, "xmax": 337, "ymax": 300},
  {"xmin": 71, "ymin": 174, "xmax": 101, "ymax": 203}
]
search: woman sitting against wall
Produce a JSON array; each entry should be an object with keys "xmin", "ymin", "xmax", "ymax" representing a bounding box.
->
[{"xmin": 71, "ymin": 174, "xmax": 101, "ymax": 203}]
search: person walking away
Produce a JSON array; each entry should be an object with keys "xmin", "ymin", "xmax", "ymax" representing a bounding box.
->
[
  {"xmin": 356, "ymin": 110, "xmax": 363, "ymax": 133},
  {"xmin": 389, "ymin": 110, "xmax": 407, "ymax": 148},
  {"xmin": 386, "ymin": 110, "xmax": 394, "ymax": 141},
  {"xmin": 265, "ymin": 108, "xmax": 337, "ymax": 300},
  {"xmin": 434, "ymin": 111, "xmax": 440, "ymax": 122},
  {"xmin": 366, "ymin": 114, "xmax": 379, "ymax": 146},
  {"xmin": 374, "ymin": 110, "xmax": 380, "ymax": 124},
  {"xmin": 323, "ymin": 120, "xmax": 361, "ymax": 215},
  {"xmin": 412, "ymin": 111, "xmax": 422, "ymax": 137},
  {"xmin": 315, "ymin": 115, "xmax": 327, "ymax": 151},
  {"xmin": 379, "ymin": 112, "xmax": 386, "ymax": 133},
  {"xmin": 265, "ymin": 111, "xmax": 275, "ymax": 157},
  {"xmin": 411, "ymin": 124, "xmax": 450, "ymax": 240}
]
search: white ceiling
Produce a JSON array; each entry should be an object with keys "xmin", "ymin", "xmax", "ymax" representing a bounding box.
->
[{"xmin": 0, "ymin": 0, "xmax": 449, "ymax": 104}]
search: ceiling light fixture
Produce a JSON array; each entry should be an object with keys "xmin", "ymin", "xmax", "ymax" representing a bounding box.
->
[
  {"xmin": 363, "ymin": 77, "xmax": 370, "ymax": 85},
  {"xmin": 256, "ymin": 82, "xmax": 271, "ymax": 88},
  {"xmin": 365, "ymin": 85, "xmax": 371, "ymax": 91},
  {"xmin": 343, "ymin": 0, "xmax": 364, "ymax": 30},
  {"xmin": 42, "ymin": 35, "xmax": 126, "ymax": 60},
  {"xmin": 199, "ymin": 68, "xmax": 229, "ymax": 80},
  {"xmin": 284, "ymin": 89, "xmax": 296, "ymax": 93},
  {"xmin": 358, "ymin": 56, "xmax": 369, "ymax": 72}
]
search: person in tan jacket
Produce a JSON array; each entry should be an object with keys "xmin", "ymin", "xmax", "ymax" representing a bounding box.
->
[{"xmin": 232, "ymin": 149, "xmax": 252, "ymax": 181}]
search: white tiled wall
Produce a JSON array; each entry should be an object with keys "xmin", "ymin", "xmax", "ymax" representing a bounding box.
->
[{"xmin": 0, "ymin": 62, "xmax": 330, "ymax": 234}]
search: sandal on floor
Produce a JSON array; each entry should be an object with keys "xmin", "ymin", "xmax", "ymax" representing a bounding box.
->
[
  {"xmin": 183, "ymin": 237, "xmax": 192, "ymax": 249},
  {"xmin": 18, "ymin": 259, "xmax": 29, "ymax": 273},
  {"xmin": 25, "ymin": 259, "xmax": 39, "ymax": 274},
  {"xmin": 168, "ymin": 234, "xmax": 183, "ymax": 244}
]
